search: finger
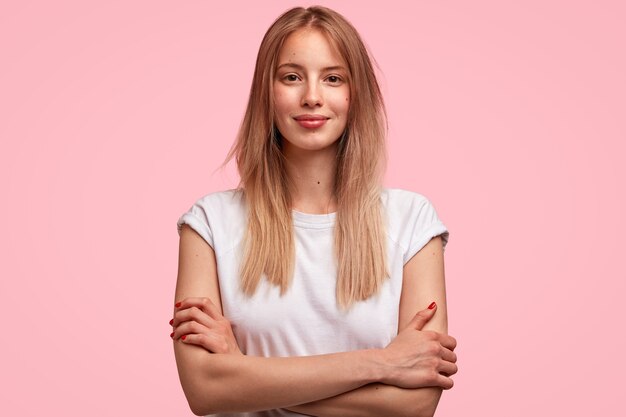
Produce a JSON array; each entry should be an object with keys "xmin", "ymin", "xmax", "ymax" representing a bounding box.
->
[
  {"xmin": 180, "ymin": 333, "xmax": 230, "ymax": 354},
  {"xmin": 409, "ymin": 302, "xmax": 437, "ymax": 331},
  {"xmin": 199, "ymin": 297, "xmax": 223, "ymax": 319},
  {"xmin": 175, "ymin": 297, "xmax": 223, "ymax": 320},
  {"xmin": 435, "ymin": 374, "xmax": 454, "ymax": 390},
  {"xmin": 172, "ymin": 320, "xmax": 211, "ymax": 340},
  {"xmin": 438, "ymin": 360, "xmax": 458, "ymax": 377},
  {"xmin": 440, "ymin": 347, "xmax": 457, "ymax": 363},
  {"xmin": 173, "ymin": 306, "xmax": 218, "ymax": 329},
  {"xmin": 440, "ymin": 334, "xmax": 457, "ymax": 351}
]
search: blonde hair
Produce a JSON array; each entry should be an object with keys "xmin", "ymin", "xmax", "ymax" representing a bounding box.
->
[{"xmin": 225, "ymin": 6, "xmax": 388, "ymax": 308}]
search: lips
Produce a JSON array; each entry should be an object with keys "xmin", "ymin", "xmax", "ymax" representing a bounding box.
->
[{"xmin": 294, "ymin": 114, "xmax": 329, "ymax": 129}]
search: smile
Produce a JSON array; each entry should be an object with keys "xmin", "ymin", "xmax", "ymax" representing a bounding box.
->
[{"xmin": 293, "ymin": 114, "xmax": 329, "ymax": 129}]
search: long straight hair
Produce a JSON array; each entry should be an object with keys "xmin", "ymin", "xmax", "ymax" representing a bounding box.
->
[{"xmin": 225, "ymin": 6, "xmax": 388, "ymax": 308}]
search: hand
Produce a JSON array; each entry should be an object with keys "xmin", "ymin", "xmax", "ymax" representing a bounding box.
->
[
  {"xmin": 379, "ymin": 302, "xmax": 458, "ymax": 389},
  {"xmin": 170, "ymin": 297, "xmax": 242, "ymax": 355}
]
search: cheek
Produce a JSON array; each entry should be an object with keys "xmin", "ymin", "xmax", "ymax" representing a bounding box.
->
[
  {"xmin": 273, "ymin": 88, "xmax": 294, "ymax": 115},
  {"xmin": 339, "ymin": 93, "xmax": 350, "ymax": 117},
  {"xmin": 338, "ymin": 86, "xmax": 350, "ymax": 110}
]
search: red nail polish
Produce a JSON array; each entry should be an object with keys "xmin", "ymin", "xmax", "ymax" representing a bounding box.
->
[
  {"xmin": 181, "ymin": 335, "xmax": 186, "ymax": 341},
  {"xmin": 170, "ymin": 332, "xmax": 174, "ymax": 338},
  {"xmin": 175, "ymin": 302, "xmax": 181, "ymax": 308},
  {"xmin": 428, "ymin": 301, "xmax": 436, "ymax": 309},
  {"xmin": 169, "ymin": 319, "xmax": 173, "ymax": 326}
]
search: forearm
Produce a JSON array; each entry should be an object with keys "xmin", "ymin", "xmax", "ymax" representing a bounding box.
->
[
  {"xmin": 286, "ymin": 384, "xmax": 443, "ymax": 417},
  {"xmin": 174, "ymin": 341, "xmax": 383, "ymax": 415}
]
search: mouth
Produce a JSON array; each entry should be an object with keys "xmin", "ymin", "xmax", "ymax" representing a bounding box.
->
[{"xmin": 293, "ymin": 114, "xmax": 329, "ymax": 129}]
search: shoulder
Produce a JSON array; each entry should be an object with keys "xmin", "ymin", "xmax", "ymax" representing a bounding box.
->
[
  {"xmin": 381, "ymin": 187, "xmax": 434, "ymax": 213},
  {"xmin": 180, "ymin": 189, "xmax": 246, "ymax": 225},
  {"xmin": 381, "ymin": 187, "xmax": 449, "ymax": 260},
  {"xmin": 176, "ymin": 189, "xmax": 247, "ymax": 250},
  {"xmin": 188, "ymin": 188, "xmax": 245, "ymax": 211}
]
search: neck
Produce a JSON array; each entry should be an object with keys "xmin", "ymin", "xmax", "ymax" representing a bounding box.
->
[{"xmin": 283, "ymin": 144, "xmax": 338, "ymax": 214}]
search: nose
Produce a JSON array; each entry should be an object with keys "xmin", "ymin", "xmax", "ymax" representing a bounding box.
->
[{"xmin": 301, "ymin": 81, "xmax": 323, "ymax": 107}]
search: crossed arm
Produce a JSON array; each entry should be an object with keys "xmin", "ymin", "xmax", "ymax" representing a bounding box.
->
[{"xmin": 172, "ymin": 224, "xmax": 457, "ymax": 416}]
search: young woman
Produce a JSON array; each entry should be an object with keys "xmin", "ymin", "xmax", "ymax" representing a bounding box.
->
[{"xmin": 171, "ymin": 6, "xmax": 458, "ymax": 417}]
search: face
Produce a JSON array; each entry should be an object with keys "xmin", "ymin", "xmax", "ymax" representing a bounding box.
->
[{"xmin": 273, "ymin": 28, "xmax": 350, "ymax": 154}]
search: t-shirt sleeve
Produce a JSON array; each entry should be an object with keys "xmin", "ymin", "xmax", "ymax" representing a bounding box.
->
[
  {"xmin": 176, "ymin": 198, "xmax": 214, "ymax": 249},
  {"xmin": 403, "ymin": 196, "xmax": 449, "ymax": 265}
]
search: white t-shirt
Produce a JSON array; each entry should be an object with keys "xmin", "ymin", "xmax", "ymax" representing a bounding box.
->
[{"xmin": 177, "ymin": 188, "xmax": 449, "ymax": 417}]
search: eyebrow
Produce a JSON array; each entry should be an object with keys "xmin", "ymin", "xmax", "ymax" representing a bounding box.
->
[{"xmin": 276, "ymin": 63, "xmax": 347, "ymax": 72}]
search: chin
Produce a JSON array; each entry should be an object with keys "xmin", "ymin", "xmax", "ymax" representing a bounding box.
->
[{"xmin": 283, "ymin": 139, "xmax": 339, "ymax": 153}]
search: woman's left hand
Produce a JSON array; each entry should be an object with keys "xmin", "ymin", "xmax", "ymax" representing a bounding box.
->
[{"xmin": 170, "ymin": 297, "xmax": 242, "ymax": 355}]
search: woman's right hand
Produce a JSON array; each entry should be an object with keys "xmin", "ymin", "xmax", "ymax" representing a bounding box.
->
[{"xmin": 379, "ymin": 302, "xmax": 458, "ymax": 389}]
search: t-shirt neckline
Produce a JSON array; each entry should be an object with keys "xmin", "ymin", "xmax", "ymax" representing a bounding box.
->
[{"xmin": 292, "ymin": 209, "xmax": 336, "ymax": 229}]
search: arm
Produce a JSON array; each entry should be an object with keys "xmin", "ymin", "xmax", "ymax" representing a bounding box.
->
[
  {"xmin": 174, "ymin": 225, "xmax": 377, "ymax": 415},
  {"xmin": 287, "ymin": 385, "xmax": 444, "ymax": 417},
  {"xmin": 286, "ymin": 236, "xmax": 455, "ymax": 417},
  {"xmin": 173, "ymin": 225, "xmax": 454, "ymax": 415}
]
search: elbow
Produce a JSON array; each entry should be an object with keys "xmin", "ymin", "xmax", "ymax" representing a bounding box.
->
[
  {"xmin": 185, "ymin": 389, "xmax": 242, "ymax": 416},
  {"xmin": 187, "ymin": 396, "xmax": 212, "ymax": 416},
  {"xmin": 184, "ymin": 383, "xmax": 237, "ymax": 416},
  {"xmin": 182, "ymin": 372, "xmax": 235, "ymax": 416},
  {"xmin": 411, "ymin": 387, "xmax": 442, "ymax": 417},
  {"xmin": 189, "ymin": 404, "xmax": 206, "ymax": 417},
  {"xmin": 189, "ymin": 402, "xmax": 215, "ymax": 417},
  {"xmin": 175, "ymin": 344, "xmax": 232, "ymax": 415},
  {"xmin": 177, "ymin": 364, "xmax": 218, "ymax": 415},
  {"xmin": 183, "ymin": 384, "xmax": 218, "ymax": 416},
  {"xmin": 180, "ymin": 364, "xmax": 241, "ymax": 415},
  {"xmin": 414, "ymin": 406, "xmax": 435, "ymax": 417},
  {"xmin": 177, "ymin": 363, "xmax": 225, "ymax": 415}
]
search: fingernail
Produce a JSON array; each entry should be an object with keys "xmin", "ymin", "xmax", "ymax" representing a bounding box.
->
[
  {"xmin": 181, "ymin": 335, "xmax": 186, "ymax": 341},
  {"xmin": 175, "ymin": 302, "xmax": 181, "ymax": 308},
  {"xmin": 428, "ymin": 301, "xmax": 436, "ymax": 309},
  {"xmin": 170, "ymin": 332, "xmax": 174, "ymax": 338},
  {"xmin": 169, "ymin": 319, "xmax": 174, "ymax": 326}
]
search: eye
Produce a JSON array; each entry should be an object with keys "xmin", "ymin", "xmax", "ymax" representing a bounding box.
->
[
  {"xmin": 284, "ymin": 74, "xmax": 300, "ymax": 82},
  {"xmin": 326, "ymin": 75, "xmax": 343, "ymax": 85}
]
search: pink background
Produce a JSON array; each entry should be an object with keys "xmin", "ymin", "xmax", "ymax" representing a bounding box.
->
[{"xmin": 1, "ymin": 0, "xmax": 624, "ymax": 415}]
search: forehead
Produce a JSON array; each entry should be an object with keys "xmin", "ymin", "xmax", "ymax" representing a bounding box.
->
[{"xmin": 277, "ymin": 28, "xmax": 346, "ymax": 68}]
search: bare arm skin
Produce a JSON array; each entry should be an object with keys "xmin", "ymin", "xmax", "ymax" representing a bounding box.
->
[
  {"xmin": 284, "ymin": 236, "xmax": 453, "ymax": 417},
  {"xmin": 287, "ymin": 385, "xmax": 444, "ymax": 417},
  {"xmin": 173, "ymin": 225, "xmax": 456, "ymax": 416}
]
